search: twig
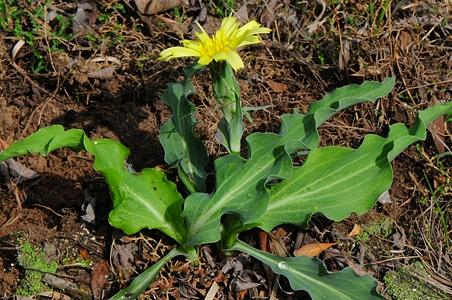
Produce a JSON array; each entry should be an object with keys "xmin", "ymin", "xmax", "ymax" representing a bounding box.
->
[
  {"xmin": 364, "ymin": 255, "xmax": 420, "ymax": 265},
  {"xmin": 32, "ymin": 203, "xmax": 64, "ymax": 218}
]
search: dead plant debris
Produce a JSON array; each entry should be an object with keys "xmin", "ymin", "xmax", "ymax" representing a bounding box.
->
[{"xmin": 0, "ymin": 0, "xmax": 451, "ymax": 298}]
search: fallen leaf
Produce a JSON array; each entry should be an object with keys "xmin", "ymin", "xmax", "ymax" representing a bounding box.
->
[
  {"xmin": 348, "ymin": 224, "xmax": 362, "ymax": 237},
  {"xmin": 72, "ymin": 1, "xmax": 99, "ymax": 35},
  {"xmin": 260, "ymin": 0, "xmax": 278, "ymax": 27},
  {"xmin": 398, "ymin": 31, "xmax": 413, "ymax": 52},
  {"xmin": 427, "ymin": 94, "xmax": 448, "ymax": 153},
  {"xmin": 81, "ymin": 190, "xmax": 97, "ymax": 224},
  {"xmin": 91, "ymin": 260, "xmax": 109, "ymax": 300},
  {"xmin": 79, "ymin": 246, "xmax": 90, "ymax": 260},
  {"xmin": 258, "ymin": 231, "xmax": 270, "ymax": 252},
  {"xmin": 293, "ymin": 242, "xmax": 336, "ymax": 257},
  {"xmin": 5, "ymin": 159, "xmax": 39, "ymax": 183},
  {"xmin": 339, "ymin": 40, "xmax": 350, "ymax": 71},
  {"xmin": 392, "ymin": 231, "xmax": 407, "ymax": 250},
  {"xmin": 0, "ymin": 138, "xmax": 8, "ymax": 149},
  {"xmin": 267, "ymin": 81, "xmax": 288, "ymax": 93},
  {"xmin": 111, "ymin": 242, "xmax": 136, "ymax": 281},
  {"xmin": 91, "ymin": 56, "xmax": 121, "ymax": 65},
  {"xmin": 88, "ymin": 66, "xmax": 116, "ymax": 80},
  {"xmin": 273, "ymin": 227, "xmax": 288, "ymax": 238},
  {"xmin": 429, "ymin": 116, "xmax": 446, "ymax": 153},
  {"xmin": 236, "ymin": 3, "xmax": 249, "ymax": 22},
  {"xmin": 134, "ymin": 0, "xmax": 184, "ymax": 15},
  {"xmin": 377, "ymin": 190, "xmax": 392, "ymax": 204}
]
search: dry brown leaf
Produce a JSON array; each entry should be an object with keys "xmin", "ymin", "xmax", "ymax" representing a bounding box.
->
[
  {"xmin": 72, "ymin": 1, "xmax": 99, "ymax": 35},
  {"xmin": 377, "ymin": 191, "xmax": 392, "ymax": 204},
  {"xmin": 0, "ymin": 138, "xmax": 7, "ymax": 149},
  {"xmin": 236, "ymin": 3, "xmax": 249, "ymax": 22},
  {"xmin": 260, "ymin": 0, "xmax": 278, "ymax": 27},
  {"xmin": 258, "ymin": 231, "xmax": 270, "ymax": 252},
  {"xmin": 429, "ymin": 116, "xmax": 445, "ymax": 153},
  {"xmin": 91, "ymin": 260, "xmax": 109, "ymax": 300},
  {"xmin": 267, "ymin": 81, "xmax": 288, "ymax": 93},
  {"xmin": 88, "ymin": 66, "xmax": 116, "ymax": 80},
  {"xmin": 429, "ymin": 95, "xmax": 446, "ymax": 153},
  {"xmin": 293, "ymin": 242, "xmax": 336, "ymax": 257},
  {"xmin": 79, "ymin": 246, "xmax": 90, "ymax": 260},
  {"xmin": 134, "ymin": 0, "xmax": 184, "ymax": 15},
  {"xmin": 399, "ymin": 31, "xmax": 413, "ymax": 52},
  {"xmin": 348, "ymin": 224, "xmax": 362, "ymax": 237},
  {"xmin": 5, "ymin": 159, "xmax": 39, "ymax": 183},
  {"xmin": 273, "ymin": 227, "xmax": 288, "ymax": 238},
  {"xmin": 339, "ymin": 40, "xmax": 350, "ymax": 71}
]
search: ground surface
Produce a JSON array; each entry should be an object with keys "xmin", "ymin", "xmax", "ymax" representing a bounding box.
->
[{"xmin": 0, "ymin": 0, "xmax": 451, "ymax": 299}]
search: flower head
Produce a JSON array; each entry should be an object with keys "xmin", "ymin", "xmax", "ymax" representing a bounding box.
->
[{"xmin": 159, "ymin": 17, "xmax": 271, "ymax": 71}]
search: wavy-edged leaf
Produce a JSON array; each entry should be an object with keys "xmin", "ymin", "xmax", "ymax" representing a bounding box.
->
[
  {"xmin": 0, "ymin": 126, "xmax": 84, "ymax": 159},
  {"xmin": 255, "ymin": 102, "xmax": 452, "ymax": 231},
  {"xmin": 0, "ymin": 126, "xmax": 186, "ymax": 244},
  {"xmin": 183, "ymin": 79, "xmax": 395, "ymax": 246},
  {"xmin": 159, "ymin": 64, "xmax": 208, "ymax": 192},
  {"xmin": 232, "ymin": 239, "xmax": 381, "ymax": 299}
]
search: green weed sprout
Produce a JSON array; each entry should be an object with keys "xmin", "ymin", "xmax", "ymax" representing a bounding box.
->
[{"xmin": 0, "ymin": 17, "xmax": 451, "ymax": 299}]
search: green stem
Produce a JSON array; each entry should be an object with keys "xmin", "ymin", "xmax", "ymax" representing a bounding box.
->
[
  {"xmin": 209, "ymin": 62, "xmax": 244, "ymax": 154},
  {"xmin": 177, "ymin": 165, "xmax": 196, "ymax": 194}
]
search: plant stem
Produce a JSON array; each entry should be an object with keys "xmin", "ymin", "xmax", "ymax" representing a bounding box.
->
[{"xmin": 209, "ymin": 62, "xmax": 244, "ymax": 154}]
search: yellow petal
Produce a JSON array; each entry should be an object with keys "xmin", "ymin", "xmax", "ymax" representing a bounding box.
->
[
  {"xmin": 225, "ymin": 50, "xmax": 244, "ymax": 70},
  {"xmin": 159, "ymin": 47, "xmax": 200, "ymax": 60},
  {"xmin": 237, "ymin": 20, "xmax": 261, "ymax": 35},
  {"xmin": 198, "ymin": 55, "xmax": 213, "ymax": 66},
  {"xmin": 247, "ymin": 27, "xmax": 272, "ymax": 35},
  {"xmin": 221, "ymin": 17, "xmax": 239, "ymax": 35},
  {"xmin": 238, "ymin": 36, "xmax": 261, "ymax": 48},
  {"xmin": 181, "ymin": 39, "xmax": 201, "ymax": 50},
  {"xmin": 195, "ymin": 30, "xmax": 212, "ymax": 44},
  {"xmin": 213, "ymin": 51, "xmax": 228, "ymax": 61}
]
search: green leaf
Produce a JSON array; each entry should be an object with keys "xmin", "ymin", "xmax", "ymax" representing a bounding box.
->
[
  {"xmin": 0, "ymin": 126, "xmax": 84, "ymax": 159},
  {"xmin": 232, "ymin": 239, "xmax": 382, "ymax": 300},
  {"xmin": 0, "ymin": 126, "xmax": 186, "ymax": 244},
  {"xmin": 159, "ymin": 64, "xmax": 208, "ymax": 192},
  {"xmin": 183, "ymin": 79, "xmax": 395, "ymax": 246},
  {"xmin": 280, "ymin": 77, "xmax": 396, "ymax": 152},
  {"xmin": 110, "ymin": 248, "xmax": 183, "ymax": 300},
  {"xmin": 255, "ymin": 101, "xmax": 452, "ymax": 231}
]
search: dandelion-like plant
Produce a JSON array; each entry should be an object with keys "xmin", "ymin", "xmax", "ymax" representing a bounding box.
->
[
  {"xmin": 159, "ymin": 17, "xmax": 271, "ymax": 71},
  {"xmin": 159, "ymin": 17, "xmax": 271, "ymax": 155}
]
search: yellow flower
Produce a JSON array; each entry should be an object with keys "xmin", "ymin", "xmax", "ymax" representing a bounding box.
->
[{"xmin": 159, "ymin": 17, "xmax": 271, "ymax": 71}]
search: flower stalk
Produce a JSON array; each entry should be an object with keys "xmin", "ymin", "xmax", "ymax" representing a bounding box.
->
[{"xmin": 210, "ymin": 62, "xmax": 243, "ymax": 153}]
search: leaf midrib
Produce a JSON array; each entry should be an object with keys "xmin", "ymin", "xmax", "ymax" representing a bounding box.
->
[{"xmin": 281, "ymin": 262, "xmax": 357, "ymax": 300}]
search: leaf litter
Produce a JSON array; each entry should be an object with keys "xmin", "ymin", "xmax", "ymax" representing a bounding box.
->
[{"xmin": 0, "ymin": 0, "xmax": 451, "ymax": 298}]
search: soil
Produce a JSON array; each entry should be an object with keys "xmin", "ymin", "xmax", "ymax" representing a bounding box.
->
[{"xmin": 1, "ymin": 0, "xmax": 451, "ymax": 299}]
